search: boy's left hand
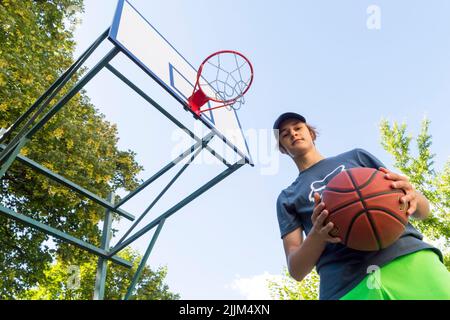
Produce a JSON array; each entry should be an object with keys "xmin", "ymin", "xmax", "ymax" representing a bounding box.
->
[{"xmin": 379, "ymin": 167, "xmax": 416, "ymax": 216}]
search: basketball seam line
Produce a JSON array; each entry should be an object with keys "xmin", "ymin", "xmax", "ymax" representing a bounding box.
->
[
  {"xmin": 361, "ymin": 207, "xmax": 408, "ymax": 226},
  {"xmin": 328, "ymin": 190, "xmax": 404, "ymax": 216},
  {"xmin": 340, "ymin": 207, "xmax": 408, "ymax": 250},
  {"xmin": 325, "ymin": 169, "xmax": 380, "ymax": 193},
  {"xmin": 346, "ymin": 170, "xmax": 382, "ymax": 250}
]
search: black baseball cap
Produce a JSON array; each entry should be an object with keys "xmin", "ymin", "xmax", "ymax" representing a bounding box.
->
[{"xmin": 273, "ymin": 112, "xmax": 306, "ymax": 131}]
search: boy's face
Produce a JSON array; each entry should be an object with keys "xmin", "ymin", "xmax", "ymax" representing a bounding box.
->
[{"xmin": 278, "ymin": 119, "xmax": 315, "ymax": 157}]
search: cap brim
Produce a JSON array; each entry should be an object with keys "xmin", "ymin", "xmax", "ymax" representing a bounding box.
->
[{"xmin": 273, "ymin": 112, "xmax": 306, "ymax": 130}]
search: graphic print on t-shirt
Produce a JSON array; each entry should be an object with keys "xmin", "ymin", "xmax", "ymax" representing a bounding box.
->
[{"xmin": 308, "ymin": 165, "xmax": 346, "ymax": 202}]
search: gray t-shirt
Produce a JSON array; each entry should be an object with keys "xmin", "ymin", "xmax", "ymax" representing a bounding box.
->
[{"xmin": 276, "ymin": 148, "xmax": 443, "ymax": 300}]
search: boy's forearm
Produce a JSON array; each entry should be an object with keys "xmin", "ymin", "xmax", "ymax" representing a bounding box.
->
[
  {"xmin": 411, "ymin": 192, "xmax": 430, "ymax": 220},
  {"xmin": 288, "ymin": 233, "xmax": 327, "ymax": 282}
]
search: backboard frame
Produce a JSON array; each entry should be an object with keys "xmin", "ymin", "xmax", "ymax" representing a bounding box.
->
[{"xmin": 108, "ymin": 0, "xmax": 253, "ymax": 165}]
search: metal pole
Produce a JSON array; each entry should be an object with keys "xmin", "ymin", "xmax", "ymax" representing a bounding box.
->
[
  {"xmin": 0, "ymin": 204, "xmax": 131, "ymax": 268},
  {"xmin": 108, "ymin": 161, "xmax": 245, "ymax": 257},
  {"xmin": 0, "ymin": 137, "xmax": 29, "ymax": 179},
  {"xmin": 123, "ymin": 219, "xmax": 166, "ymax": 300},
  {"xmin": 94, "ymin": 192, "xmax": 114, "ymax": 300},
  {"xmin": 105, "ymin": 64, "xmax": 232, "ymax": 168},
  {"xmin": 114, "ymin": 132, "xmax": 215, "ymax": 209},
  {"xmin": 0, "ymin": 28, "xmax": 110, "ymax": 152},
  {"xmin": 0, "ymin": 47, "xmax": 119, "ymax": 166},
  {"xmin": 0, "ymin": 143, "xmax": 135, "ymax": 221},
  {"xmin": 117, "ymin": 133, "xmax": 213, "ymax": 246}
]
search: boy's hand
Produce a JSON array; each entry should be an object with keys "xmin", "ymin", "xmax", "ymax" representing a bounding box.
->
[
  {"xmin": 379, "ymin": 167, "xmax": 416, "ymax": 216},
  {"xmin": 310, "ymin": 192, "xmax": 342, "ymax": 244}
]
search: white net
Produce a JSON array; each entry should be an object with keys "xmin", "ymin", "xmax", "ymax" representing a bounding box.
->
[{"xmin": 198, "ymin": 51, "xmax": 253, "ymax": 111}]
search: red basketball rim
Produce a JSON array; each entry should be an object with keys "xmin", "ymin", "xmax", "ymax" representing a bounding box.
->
[{"xmin": 195, "ymin": 50, "xmax": 254, "ymax": 105}]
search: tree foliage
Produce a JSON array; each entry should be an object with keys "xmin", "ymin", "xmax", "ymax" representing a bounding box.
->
[
  {"xmin": 267, "ymin": 267, "xmax": 319, "ymax": 300},
  {"xmin": 19, "ymin": 247, "xmax": 180, "ymax": 300},
  {"xmin": 380, "ymin": 118, "xmax": 450, "ymax": 244}
]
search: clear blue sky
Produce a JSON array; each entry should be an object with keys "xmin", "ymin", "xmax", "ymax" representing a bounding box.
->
[{"xmin": 72, "ymin": 0, "xmax": 450, "ymax": 299}]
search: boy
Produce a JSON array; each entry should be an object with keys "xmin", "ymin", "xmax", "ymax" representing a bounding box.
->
[{"xmin": 274, "ymin": 112, "xmax": 450, "ymax": 300}]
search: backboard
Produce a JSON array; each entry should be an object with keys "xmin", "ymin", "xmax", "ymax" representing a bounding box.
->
[{"xmin": 108, "ymin": 0, "xmax": 251, "ymax": 162}]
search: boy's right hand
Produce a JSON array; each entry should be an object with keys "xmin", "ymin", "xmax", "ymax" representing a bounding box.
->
[{"xmin": 310, "ymin": 192, "xmax": 342, "ymax": 244}]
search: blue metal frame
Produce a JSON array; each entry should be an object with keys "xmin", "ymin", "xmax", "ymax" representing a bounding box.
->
[
  {"xmin": 0, "ymin": 29, "xmax": 111, "ymax": 161},
  {"xmin": 94, "ymin": 193, "xmax": 114, "ymax": 300},
  {"xmin": 0, "ymin": 22, "xmax": 250, "ymax": 300},
  {"xmin": 0, "ymin": 204, "xmax": 131, "ymax": 268},
  {"xmin": 116, "ymin": 132, "xmax": 215, "ymax": 245}
]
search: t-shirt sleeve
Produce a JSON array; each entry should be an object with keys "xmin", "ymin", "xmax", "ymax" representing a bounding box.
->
[
  {"xmin": 354, "ymin": 148, "xmax": 386, "ymax": 169},
  {"xmin": 276, "ymin": 191, "xmax": 303, "ymax": 239}
]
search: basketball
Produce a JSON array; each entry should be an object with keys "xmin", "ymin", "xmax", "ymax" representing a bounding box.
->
[{"xmin": 322, "ymin": 167, "xmax": 409, "ymax": 251}]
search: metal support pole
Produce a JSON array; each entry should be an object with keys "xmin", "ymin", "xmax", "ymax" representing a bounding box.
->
[
  {"xmin": 0, "ymin": 47, "xmax": 119, "ymax": 183},
  {"xmin": 0, "ymin": 137, "xmax": 29, "ymax": 179},
  {"xmin": 0, "ymin": 144, "xmax": 135, "ymax": 221},
  {"xmin": 108, "ymin": 161, "xmax": 245, "ymax": 257},
  {"xmin": 117, "ymin": 133, "xmax": 213, "ymax": 246},
  {"xmin": 94, "ymin": 192, "xmax": 114, "ymax": 300},
  {"xmin": 0, "ymin": 29, "xmax": 110, "ymax": 146},
  {"xmin": 105, "ymin": 64, "xmax": 232, "ymax": 168},
  {"xmin": 0, "ymin": 29, "xmax": 110, "ymax": 158},
  {"xmin": 0, "ymin": 204, "xmax": 131, "ymax": 268},
  {"xmin": 0, "ymin": 47, "xmax": 119, "ymax": 167},
  {"xmin": 115, "ymin": 132, "xmax": 215, "ymax": 209},
  {"xmin": 123, "ymin": 218, "xmax": 166, "ymax": 300}
]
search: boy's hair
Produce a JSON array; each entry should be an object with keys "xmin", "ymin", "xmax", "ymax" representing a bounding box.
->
[{"xmin": 277, "ymin": 123, "xmax": 319, "ymax": 154}]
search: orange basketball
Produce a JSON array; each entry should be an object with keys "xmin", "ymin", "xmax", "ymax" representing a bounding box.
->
[{"xmin": 322, "ymin": 167, "xmax": 409, "ymax": 251}]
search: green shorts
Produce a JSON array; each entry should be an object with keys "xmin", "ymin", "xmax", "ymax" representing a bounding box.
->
[{"xmin": 340, "ymin": 249, "xmax": 450, "ymax": 300}]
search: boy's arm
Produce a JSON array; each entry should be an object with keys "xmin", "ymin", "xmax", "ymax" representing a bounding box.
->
[
  {"xmin": 283, "ymin": 228, "xmax": 327, "ymax": 281},
  {"xmin": 379, "ymin": 167, "xmax": 431, "ymax": 221},
  {"xmin": 283, "ymin": 193, "xmax": 341, "ymax": 282},
  {"xmin": 411, "ymin": 191, "xmax": 430, "ymax": 220}
]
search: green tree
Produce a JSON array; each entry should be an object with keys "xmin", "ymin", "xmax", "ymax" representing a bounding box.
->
[
  {"xmin": 19, "ymin": 247, "xmax": 180, "ymax": 300},
  {"xmin": 380, "ymin": 119, "xmax": 450, "ymax": 244},
  {"xmin": 268, "ymin": 118, "xmax": 449, "ymax": 299},
  {"xmin": 267, "ymin": 267, "xmax": 319, "ymax": 300},
  {"xmin": 380, "ymin": 118, "xmax": 450, "ymax": 270},
  {"xmin": 0, "ymin": 0, "xmax": 150, "ymax": 298}
]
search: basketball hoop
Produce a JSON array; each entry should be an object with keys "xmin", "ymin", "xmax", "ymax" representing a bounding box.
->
[{"xmin": 187, "ymin": 50, "xmax": 254, "ymax": 116}]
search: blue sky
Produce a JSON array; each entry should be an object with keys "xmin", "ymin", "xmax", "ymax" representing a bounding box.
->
[{"xmin": 71, "ymin": 0, "xmax": 450, "ymax": 299}]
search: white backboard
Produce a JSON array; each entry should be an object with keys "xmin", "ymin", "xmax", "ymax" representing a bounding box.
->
[{"xmin": 109, "ymin": 0, "xmax": 251, "ymax": 162}]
